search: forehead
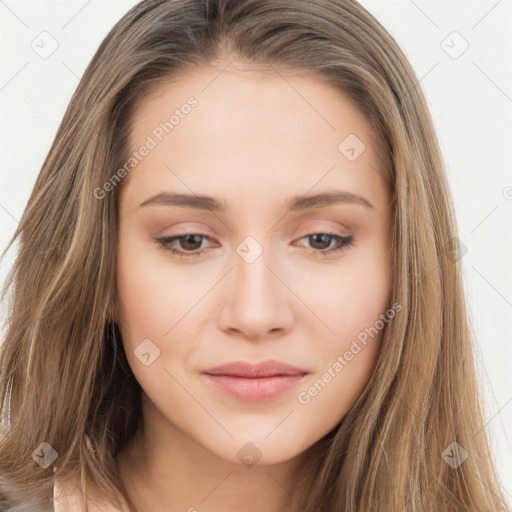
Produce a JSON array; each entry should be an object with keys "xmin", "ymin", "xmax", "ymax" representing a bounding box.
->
[
  {"xmin": 130, "ymin": 63, "xmax": 373, "ymax": 145},
  {"xmin": 120, "ymin": 62, "xmax": 388, "ymax": 213}
]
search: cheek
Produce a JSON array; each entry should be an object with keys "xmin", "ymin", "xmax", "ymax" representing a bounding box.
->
[
  {"xmin": 115, "ymin": 229, "xmax": 220, "ymax": 391},
  {"xmin": 302, "ymin": 236, "xmax": 392, "ymax": 344},
  {"xmin": 116, "ymin": 231, "xmax": 201, "ymax": 340},
  {"xmin": 297, "ymin": 338, "xmax": 381, "ymax": 440},
  {"xmin": 295, "ymin": 240, "xmax": 391, "ymax": 422},
  {"xmin": 116, "ymin": 240, "xmax": 198, "ymax": 400}
]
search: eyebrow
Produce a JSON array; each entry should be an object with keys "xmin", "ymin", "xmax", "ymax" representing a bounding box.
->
[{"xmin": 138, "ymin": 190, "xmax": 374, "ymax": 212}]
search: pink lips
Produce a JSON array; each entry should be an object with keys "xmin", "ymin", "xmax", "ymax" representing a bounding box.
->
[{"xmin": 201, "ymin": 360, "xmax": 308, "ymax": 401}]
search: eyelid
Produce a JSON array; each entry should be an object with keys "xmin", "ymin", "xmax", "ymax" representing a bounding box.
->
[{"xmin": 295, "ymin": 222, "xmax": 350, "ymax": 238}]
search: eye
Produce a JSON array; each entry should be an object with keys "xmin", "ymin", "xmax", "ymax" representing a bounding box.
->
[
  {"xmin": 295, "ymin": 232, "xmax": 354, "ymax": 257},
  {"xmin": 154, "ymin": 231, "xmax": 354, "ymax": 258},
  {"xmin": 155, "ymin": 233, "xmax": 214, "ymax": 258}
]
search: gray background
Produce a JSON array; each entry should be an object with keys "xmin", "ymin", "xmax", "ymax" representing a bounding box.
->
[{"xmin": 1, "ymin": 0, "xmax": 511, "ymax": 503}]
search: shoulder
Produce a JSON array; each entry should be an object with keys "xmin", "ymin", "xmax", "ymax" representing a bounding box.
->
[{"xmin": 53, "ymin": 474, "xmax": 132, "ymax": 512}]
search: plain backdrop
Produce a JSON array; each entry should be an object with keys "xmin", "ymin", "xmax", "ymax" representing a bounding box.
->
[{"xmin": 1, "ymin": 0, "xmax": 511, "ymax": 504}]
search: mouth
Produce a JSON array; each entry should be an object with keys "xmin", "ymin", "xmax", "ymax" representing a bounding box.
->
[
  {"xmin": 201, "ymin": 373, "xmax": 307, "ymax": 401},
  {"xmin": 201, "ymin": 360, "xmax": 308, "ymax": 401}
]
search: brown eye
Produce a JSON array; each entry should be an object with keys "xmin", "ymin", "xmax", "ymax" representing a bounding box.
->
[
  {"xmin": 155, "ymin": 232, "xmax": 354, "ymax": 259},
  {"xmin": 307, "ymin": 234, "xmax": 335, "ymax": 250},
  {"xmin": 297, "ymin": 232, "xmax": 354, "ymax": 256},
  {"xmin": 177, "ymin": 234, "xmax": 205, "ymax": 251},
  {"xmin": 155, "ymin": 233, "xmax": 213, "ymax": 258}
]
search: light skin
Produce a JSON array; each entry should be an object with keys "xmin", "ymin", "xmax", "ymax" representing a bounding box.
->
[{"xmin": 114, "ymin": 58, "xmax": 393, "ymax": 512}]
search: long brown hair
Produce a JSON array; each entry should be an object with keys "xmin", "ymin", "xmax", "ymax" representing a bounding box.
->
[{"xmin": 0, "ymin": 0, "xmax": 509, "ymax": 510}]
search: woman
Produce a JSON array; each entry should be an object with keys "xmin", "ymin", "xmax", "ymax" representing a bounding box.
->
[{"xmin": 0, "ymin": 0, "xmax": 509, "ymax": 511}]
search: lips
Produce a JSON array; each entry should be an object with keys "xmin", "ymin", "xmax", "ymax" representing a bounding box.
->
[
  {"xmin": 201, "ymin": 360, "xmax": 308, "ymax": 401},
  {"xmin": 202, "ymin": 359, "xmax": 308, "ymax": 378}
]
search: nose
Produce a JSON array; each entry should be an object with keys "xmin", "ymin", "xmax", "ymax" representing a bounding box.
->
[{"xmin": 217, "ymin": 241, "xmax": 294, "ymax": 341}]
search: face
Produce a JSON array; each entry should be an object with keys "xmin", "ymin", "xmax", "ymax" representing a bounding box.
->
[{"xmin": 115, "ymin": 61, "xmax": 393, "ymax": 468}]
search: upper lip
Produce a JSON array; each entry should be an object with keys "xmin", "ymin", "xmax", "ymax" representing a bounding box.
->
[{"xmin": 202, "ymin": 360, "xmax": 308, "ymax": 378}]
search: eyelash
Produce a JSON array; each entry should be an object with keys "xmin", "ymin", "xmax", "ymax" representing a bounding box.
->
[{"xmin": 155, "ymin": 231, "xmax": 354, "ymax": 258}]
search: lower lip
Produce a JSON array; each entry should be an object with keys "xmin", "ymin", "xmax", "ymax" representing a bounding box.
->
[{"xmin": 202, "ymin": 373, "xmax": 307, "ymax": 401}]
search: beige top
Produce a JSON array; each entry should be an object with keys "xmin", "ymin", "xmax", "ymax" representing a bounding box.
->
[{"xmin": 53, "ymin": 476, "xmax": 133, "ymax": 512}]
